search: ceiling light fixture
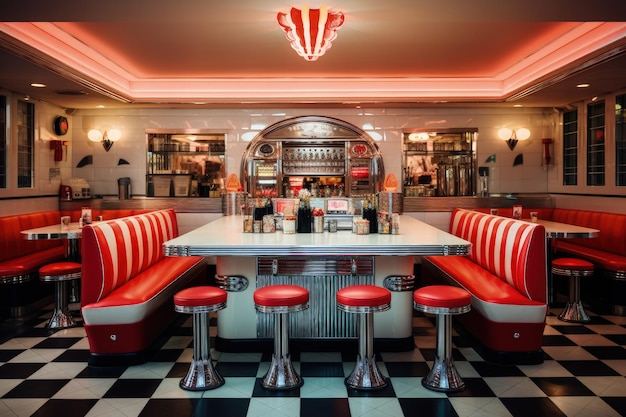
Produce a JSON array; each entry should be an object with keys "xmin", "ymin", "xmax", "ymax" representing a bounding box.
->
[
  {"xmin": 277, "ymin": 4, "xmax": 344, "ymax": 61},
  {"xmin": 498, "ymin": 127, "xmax": 530, "ymax": 151},
  {"xmin": 88, "ymin": 128, "xmax": 121, "ymax": 152}
]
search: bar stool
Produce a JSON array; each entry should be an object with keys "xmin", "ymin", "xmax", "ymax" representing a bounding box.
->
[
  {"xmin": 336, "ymin": 284, "xmax": 391, "ymax": 390},
  {"xmin": 39, "ymin": 261, "xmax": 81, "ymax": 329},
  {"xmin": 413, "ymin": 285, "xmax": 471, "ymax": 392},
  {"xmin": 254, "ymin": 284, "xmax": 309, "ymax": 390},
  {"xmin": 173, "ymin": 286, "xmax": 227, "ymax": 391},
  {"xmin": 552, "ymin": 258, "xmax": 594, "ymax": 323}
]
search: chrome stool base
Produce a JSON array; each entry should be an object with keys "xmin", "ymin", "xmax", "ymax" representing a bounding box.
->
[
  {"xmin": 345, "ymin": 353, "xmax": 387, "ymax": 390},
  {"xmin": 180, "ymin": 358, "xmax": 224, "ymax": 391},
  {"xmin": 559, "ymin": 300, "xmax": 590, "ymax": 323},
  {"xmin": 422, "ymin": 353, "xmax": 465, "ymax": 392},
  {"xmin": 47, "ymin": 281, "xmax": 77, "ymax": 329},
  {"xmin": 262, "ymin": 353, "xmax": 302, "ymax": 390}
]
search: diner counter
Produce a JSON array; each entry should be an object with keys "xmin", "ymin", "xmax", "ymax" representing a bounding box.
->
[
  {"xmin": 163, "ymin": 214, "xmax": 471, "ymax": 352},
  {"xmin": 60, "ymin": 193, "xmax": 554, "ymax": 214},
  {"xmin": 163, "ymin": 215, "xmax": 471, "ymax": 257}
]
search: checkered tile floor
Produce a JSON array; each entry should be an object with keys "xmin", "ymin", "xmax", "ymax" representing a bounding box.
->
[{"xmin": 1, "ymin": 306, "xmax": 625, "ymax": 417}]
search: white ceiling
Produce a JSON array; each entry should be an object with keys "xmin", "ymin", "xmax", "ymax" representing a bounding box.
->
[{"xmin": 1, "ymin": 0, "xmax": 625, "ymax": 110}]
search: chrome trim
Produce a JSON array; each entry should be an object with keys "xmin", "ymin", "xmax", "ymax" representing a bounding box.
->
[
  {"xmin": 215, "ymin": 274, "xmax": 249, "ymax": 292},
  {"xmin": 414, "ymin": 302, "xmax": 471, "ymax": 315},
  {"xmin": 175, "ymin": 301, "xmax": 227, "ymax": 314},
  {"xmin": 258, "ymin": 256, "xmax": 375, "ymax": 276},
  {"xmin": 552, "ymin": 267, "xmax": 594, "ymax": 277},
  {"xmin": 606, "ymin": 270, "xmax": 626, "ymax": 281},
  {"xmin": 255, "ymin": 302, "xmax": 309, "ymax": 314},
  {"xmin": 40, "ymin": 271, "xmax": 81, "ymax": 282},
  {"xmin": 164, "ymin": 245, "xmax": 191, "ymax": 256},
  {"xmin": 164, "ymin": 242, "xmax": 471, "ymax": 257},
  {"xmin": 0, "ymin": 274, "xmax": 33, "ymax": 284},
  {"xmin": 383, "ymin": 275, "xmax": 415, "ymax": 292},
  {"xmin": 337, "ymin": 303, "xmax": 391, "ymax": 314}
]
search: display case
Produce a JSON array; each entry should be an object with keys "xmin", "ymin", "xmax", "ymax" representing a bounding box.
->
[
  {"xmin": 146, "ymin": 131, "xmax": 225, "ymax": 197},
  {"xmin": 403, "ymin": 129, "xmax": 476, "ymax": 197},
  {"xmin": 241, "ymin": 116, "xmax": 384, "ymax": 198}
]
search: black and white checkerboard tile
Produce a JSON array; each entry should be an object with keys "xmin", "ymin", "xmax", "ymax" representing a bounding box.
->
[{"xmin": 1, "ymin": 307, "xmax": 625, "ymax": 417}]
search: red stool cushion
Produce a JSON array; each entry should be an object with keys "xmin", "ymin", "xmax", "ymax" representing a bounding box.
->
[
  {"xmin": 414, "ymin": 285, "xmax": 471, "ymax": 309},
  {"xmin": 552, "ymin": 258, "xmax": 594, "ymax": 271},
  {"xmin": 336, "ymin": 285, "xmax": 391, "ymax": 307},
  {"xmin": 174, "ymin": 286, "xmax": 227, "ymax": 307},
  {"xmin": 254, "ymin": 285, "xmax": 309, "ymax": 307},
  {"xmin": 39, "ymin": 261, "xmax": 81, "ymax": 276}
]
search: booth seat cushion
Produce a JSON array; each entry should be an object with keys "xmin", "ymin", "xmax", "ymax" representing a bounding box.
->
[
  {"xmin": 81, "ymin": 256, "xmax": 206, "ymax": 325},
  {"xmin": 422, "ymin": 209, "xmax": 548, "ymax": 356},
  {"xmin": 0, "ymin": 247, "xmax": 66, "ymax": 279},
  {"xmin": 552, "ymin": 208, "xmax": 626, "ymax": 257},
  {"xmin": 425, "ymin": 256, "xmax": 547, "ymax": 323},
  {"xmin": 0, "ymin": 211, "xmax": 64, "ymax": 264},
  {"xmin": 553, "ymin": 240, "xmax": 626, "ymax": 272}
]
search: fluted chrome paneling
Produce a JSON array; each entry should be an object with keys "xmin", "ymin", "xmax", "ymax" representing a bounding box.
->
[{"xmin": 256, "ymin": 256, "xmax": 375, "ymax": 338}]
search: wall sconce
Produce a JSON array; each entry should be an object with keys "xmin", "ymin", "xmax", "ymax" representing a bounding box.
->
[
  {"xmin": 498, "ymin": 127, "xmax": 530, "ymax": 151},
  {"xmin": 88, "ymin": 129, "xmax": 121, "ymax": 152},
  {"xmin": 277, "ymin": 4, "xmax": 345, "ymax": 61}
]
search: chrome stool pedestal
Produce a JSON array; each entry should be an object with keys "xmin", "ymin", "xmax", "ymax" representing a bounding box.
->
[
  {"xmin": 174, "ymin": 286, "xmax": 227, "ymax": 391},
  {"xmin": 414, "ymin": 285, "xmax": 471, "ymax": 392},
  {"xmin": 552, "ymin": 258, "xmax": 594, "ymax": 323},
  {"xmin": 39, "ymin": 262, "xmax": 81, "ymax": 329},
  {"xmin": 337, "ymin": 285, "xmax": 391, "ymax": 390},
  {"xmin": 254, "ymin": 285, "xmax": 309, "ymax": 390}
]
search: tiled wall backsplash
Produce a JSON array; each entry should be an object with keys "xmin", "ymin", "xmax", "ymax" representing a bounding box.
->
[{"xmin": 69, "ymin": 107, "xmax": 557, "ymax": 198}]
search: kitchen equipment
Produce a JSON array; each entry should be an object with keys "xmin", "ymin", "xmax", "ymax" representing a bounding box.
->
[
  {"xmin": 117, "ymin": 177, "xmax": 131, "ymax": 199},
  {"xmin": 60, "ymin": 178, "xmax": 91, "ymax": 200}
]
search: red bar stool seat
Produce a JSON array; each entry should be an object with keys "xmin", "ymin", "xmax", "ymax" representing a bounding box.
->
[
  {"xmin": 413, "ymin": 285, "xmax": 471, "ymax": 392},
  {"xmin": 254, "ymin": 284, "xmax": 309, "ymax": 390},
  {"xmin": 336, "ymin": 285, "xmax": 391, "ymax": 390},
  {"xmin": 174, "ymin": 286, "xmax": 227, "ymax": 391},
  {"xmin": 552, "ymin": 258, "xmax": 594, "ymax": 323},
  {"xmin": 39, "ymin": 262, "xmax": 81, "ymax": 329}
]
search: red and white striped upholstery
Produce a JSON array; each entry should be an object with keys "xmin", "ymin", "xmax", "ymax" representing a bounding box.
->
[
  {"xmin": 422, "ymin": 208, "xmax": 548, "ymax": 354},
  {"xmin": 81, "ymin": 209, "xmax": 206, "ymax": 358},
  {"xmin": 449, "ymin": 208, "xmax": 547, "ymax": 302}
]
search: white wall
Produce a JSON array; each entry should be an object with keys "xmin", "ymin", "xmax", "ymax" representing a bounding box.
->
[{"xmin": 69, "ymin": 106, "xmax": 556, "ymax": 197}]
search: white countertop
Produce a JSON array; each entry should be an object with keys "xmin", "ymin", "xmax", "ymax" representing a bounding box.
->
[
  {"xmin": 534, "ymin": 219, "xmax": 599, "ymax": 239},
  {"xmin": 164, "ymin": 215, "xmax": 471, "ymax": 257}
]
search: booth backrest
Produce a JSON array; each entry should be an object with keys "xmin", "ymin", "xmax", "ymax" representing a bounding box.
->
[
  {"xmin": 552, "ymin": 208, "xmax": 626, "ymax": 257},
  {"xmin": 0, "ymin": 211, "xmax": 63, "ymax": 263},
  {"xmin": 450, "ymin": 208, "xmax": 547, "ymax": 302},
  {"xmin": 81, "ymin": 209, "xmax": 179, "ymax": 305}
]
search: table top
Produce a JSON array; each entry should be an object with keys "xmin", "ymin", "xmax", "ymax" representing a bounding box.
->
[
  {"xmin": 164, "ymin": 215, "xmax": 471, "ymax": 257},
  {"xmin": 21, "ymin": 223, "xmax": 84, "ymax": 240},
  {"xmin": 533, "ymin": 219, "xmax": 599, "ymax": 239}
]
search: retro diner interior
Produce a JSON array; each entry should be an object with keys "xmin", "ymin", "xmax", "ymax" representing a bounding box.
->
[{"xmin": 1, "ymin": 2, "xmax": 626, "ymax": 417}]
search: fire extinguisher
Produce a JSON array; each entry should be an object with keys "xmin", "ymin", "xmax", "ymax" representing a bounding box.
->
[
  {"xmin": 542, "ymin": 138, "xmax": 553, "ymax": 165},
  {"xmin": 49, "ymin": 140, "xmax": 64, "ymax": 161}
]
